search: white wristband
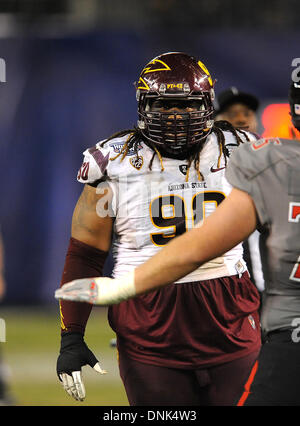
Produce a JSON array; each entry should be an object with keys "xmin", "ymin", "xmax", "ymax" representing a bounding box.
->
[{"xmin": 94, "ymin": 270, "xmax": 136, "ymax": 305}]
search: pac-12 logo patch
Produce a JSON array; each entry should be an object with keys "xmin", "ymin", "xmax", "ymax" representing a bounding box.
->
[{"xmin": 130, "ymin": 156, "xmax": 143, "ymax": 170}]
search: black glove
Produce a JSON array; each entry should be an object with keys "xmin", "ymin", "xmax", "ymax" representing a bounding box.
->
[{"xmin": 56, "ymin": 332, "xmax": 107, "ymax": 401}]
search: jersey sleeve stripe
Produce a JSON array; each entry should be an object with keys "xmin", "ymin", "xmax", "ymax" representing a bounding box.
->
[{"xmin": 88, "ymin": 146, "xmax": 110, "ymax": 174}]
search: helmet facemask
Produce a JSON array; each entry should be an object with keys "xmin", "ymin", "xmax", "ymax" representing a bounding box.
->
[{"xmin": 138, "ymin": 92, "xmax": 214, "ymax": 157}]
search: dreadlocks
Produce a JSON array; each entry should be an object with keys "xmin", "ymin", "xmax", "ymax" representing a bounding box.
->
[{"xmin": 100, "ymin": 120, "xmax": 250, "ymax": 181}]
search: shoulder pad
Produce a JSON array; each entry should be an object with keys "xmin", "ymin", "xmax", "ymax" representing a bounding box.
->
[{"xmin": 77, "ymin": 142, "xmax": 110, "ymax": 185}]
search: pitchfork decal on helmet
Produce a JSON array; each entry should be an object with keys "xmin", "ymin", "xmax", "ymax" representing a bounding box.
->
[{"xmin": 142, "ymin": 58, "xmax": 171, "ymax": 74}]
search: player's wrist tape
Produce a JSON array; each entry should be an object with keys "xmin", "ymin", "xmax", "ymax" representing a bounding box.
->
[
  {"xmin": 94, "ymin": 270, "xmax": 136, "ymax": 305},
  {"xmin": 60, "ymin": 332, "xmax": 84, "ymax": 350},
  {"xmin": 55, "ymin": 270, "xmax": 137, "ymax": 305}
]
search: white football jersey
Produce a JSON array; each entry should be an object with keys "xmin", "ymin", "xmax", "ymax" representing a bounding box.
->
[{"xmin": 77, "ymin": 131, "xmax": 254, "ymax": 282}]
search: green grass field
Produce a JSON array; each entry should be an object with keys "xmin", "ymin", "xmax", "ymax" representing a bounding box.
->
[{"xmin": 0, "ymin": 306, "xmax": 129, "ymax": 406}]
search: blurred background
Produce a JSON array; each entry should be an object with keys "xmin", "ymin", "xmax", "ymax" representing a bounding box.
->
[{"xmin": 0, "ymin": 0, "xmax": 299, "ymax": 406}]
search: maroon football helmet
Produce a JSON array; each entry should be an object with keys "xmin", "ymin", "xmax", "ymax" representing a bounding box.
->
[{"xmin": 136, "ymin": 52, "xmax": 215, "ymax": 157}]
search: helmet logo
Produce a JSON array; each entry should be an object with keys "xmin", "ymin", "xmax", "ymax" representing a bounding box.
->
[
  {"xmin": 137, "ymin": 77, "xmax": 150, "ymax": 91},
  {"xmin": 197, "ymin": 60, "xmax": 213, "ymax": 86},
  {"xmin": 137, "ymin": 59, "xmax": 171, "ymax": 91},
  {"xmin": 143, "ymin": 59, "xmax": 171, "ymax": 74}
]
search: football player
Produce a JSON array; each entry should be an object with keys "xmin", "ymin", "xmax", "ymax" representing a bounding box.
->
[
  {"xmin": 55, "ymin": 52, "xmax": 262, "ymax": 406},
  {"xmin": 214, "ymin": 88, "xmax": 265, "ymax": 295},
  {"xmin": 57, "ymin": 76, "xmax": 300, "ymax": 405}
]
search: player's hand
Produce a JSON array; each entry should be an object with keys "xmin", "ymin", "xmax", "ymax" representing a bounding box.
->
[
  {"xmin": 55, "ymin": 277, "xmax": 105, "ymax": 304},
  {"xmin": 57, "ymin": 332, "xmax": 107, "ymax": 401},
  {"xmin": 54, "ymin": 271, "xmax": 136, "ymax": 305}
]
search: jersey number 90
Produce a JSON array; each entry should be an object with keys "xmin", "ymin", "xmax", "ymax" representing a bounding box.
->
[{"xmin": 150, "ymin": 191, "xmax": 225, "ymax": 246}]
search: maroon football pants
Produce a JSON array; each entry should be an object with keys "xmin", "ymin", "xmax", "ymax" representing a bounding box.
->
[{"xmin": 118, "ymin": 348, "xmax": 260, "ymax": 406}]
